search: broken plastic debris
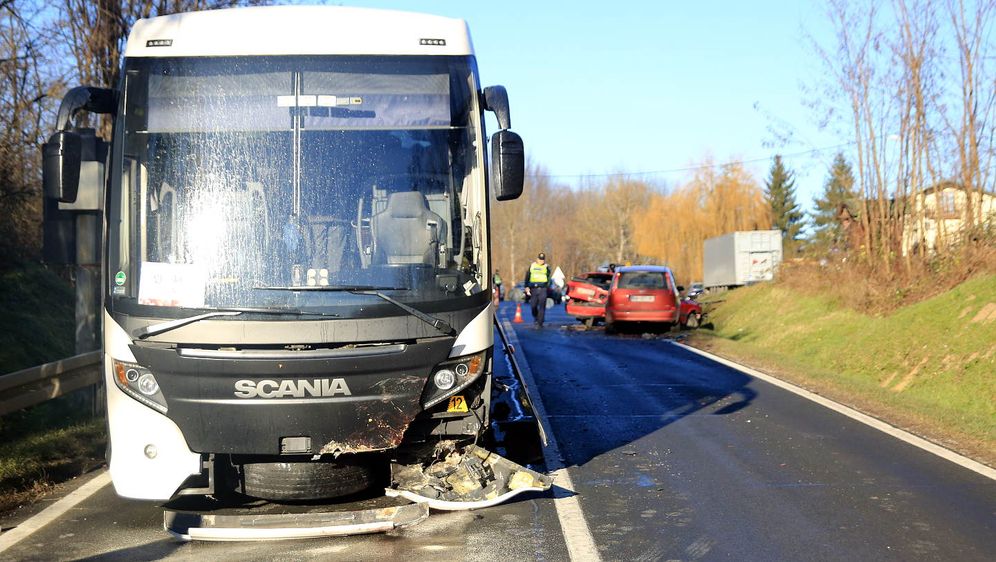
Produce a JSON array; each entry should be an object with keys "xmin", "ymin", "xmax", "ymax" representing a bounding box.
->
[
  {"xmin": 387, "ymin": 444, "xmax": 552, "ymax": 511},
  {"xmin": 165, "ymin": 501, "xmax": 428, "ymax": 541}
]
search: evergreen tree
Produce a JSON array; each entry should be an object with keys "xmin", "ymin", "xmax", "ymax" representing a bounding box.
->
[
  {"xmin": 764, "ymin": 155, "xmax": 804, "ymax": 252},
  {"xmin": 810, "ymin": 153, "xmax": 857, "ymax": 251}
]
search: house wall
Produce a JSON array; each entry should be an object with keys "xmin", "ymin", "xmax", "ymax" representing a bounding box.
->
[{"xmin": 902, "ymin": 187, "xmax": 996, "ymax": 255}]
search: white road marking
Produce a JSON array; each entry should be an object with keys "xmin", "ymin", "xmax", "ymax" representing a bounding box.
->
[
  {"xmin": 672, "ymin": 341, "xmax": 996, "ymax": 481},
  {"xmin": 501, "ymin": 320, "xmax": 602, "ymax": 562},
  {"xmin": 0, "ymin": 470, "xmax": 111, "ymax": 553}
]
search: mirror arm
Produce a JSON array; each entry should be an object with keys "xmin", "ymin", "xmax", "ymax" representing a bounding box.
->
[
  {"xmin": 482, "ymin": 86, "xmax": 511, "ymax": 130},
  {"xmin": 56, "ymin": 86, "xmax": 118, "ymax": 131}
]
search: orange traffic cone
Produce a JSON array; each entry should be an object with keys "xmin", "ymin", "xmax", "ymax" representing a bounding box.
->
[{"xmin": 513, "ymin": 303, "xmax": 524, "ymax": 323}]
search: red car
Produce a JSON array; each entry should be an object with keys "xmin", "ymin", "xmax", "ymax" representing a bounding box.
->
[
  {"xmin": 605, "ymin": 265, "xmax": 686, "ymax": 333},
  {"xmin": 679, "ymin": 296, "xmax": 703, "ymax": 329},
  {"xmin": 565, "ymin": 272, "xmax": 614, "ymax": 329}
]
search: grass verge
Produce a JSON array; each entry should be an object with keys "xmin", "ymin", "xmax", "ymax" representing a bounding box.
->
[
  {"xmin": 1, "ymin": 263, "xmax": 101, "ymax": 517},
  {"xmin": 0, "ymin": 396, "xmax": 107, "ymax": 516},
  {"xmin": 689, "ymin": 273, "xmax": 996, "ymax": 468}
]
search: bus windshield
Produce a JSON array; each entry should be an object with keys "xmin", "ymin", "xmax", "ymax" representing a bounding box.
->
[{"xmin": 109, "ymin": 55, "xmax": 487, "ymax": 314}]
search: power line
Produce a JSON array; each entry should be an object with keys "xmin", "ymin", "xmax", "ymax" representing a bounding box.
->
[{"xmin": 538, "ymin": 140, "xmax": 858, "ymax": 180}]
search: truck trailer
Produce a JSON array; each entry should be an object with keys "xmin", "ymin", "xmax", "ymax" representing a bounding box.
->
[
  {"xmin": 42, "ymin": 6, "xmax": 549, "ymax": 539},
  {"xmin": 702, "ymin": 230, "xmax": 783, "ymax": 289}
]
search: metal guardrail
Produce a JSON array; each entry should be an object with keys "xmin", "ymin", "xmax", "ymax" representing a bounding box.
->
[{"xmin": 0, "ymin": 352, "xmax": 102, "ymax": 417}]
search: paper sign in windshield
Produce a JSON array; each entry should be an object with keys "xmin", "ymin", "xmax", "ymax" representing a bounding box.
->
[{"xmin": 138, "ymin": 262, "xmax": 207, "ymax": 307}]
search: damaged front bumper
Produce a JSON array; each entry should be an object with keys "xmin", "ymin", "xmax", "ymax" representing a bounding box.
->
[
  {"xmin": 166, "ymin": 500, "xmax": 429, "ymax": 541},
  {"xmin": 166, "ymin": 444, "xmax": 552, "ymax": 541}
]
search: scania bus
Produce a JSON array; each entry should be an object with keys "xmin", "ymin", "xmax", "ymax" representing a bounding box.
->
[{"xmin": 43, "ymin": 6, "xmax": 539, "ymax": 533}]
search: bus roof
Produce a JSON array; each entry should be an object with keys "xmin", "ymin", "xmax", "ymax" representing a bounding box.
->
[{"xmin": 125, "ymin": 6, "xmax": 473, "ymax": 58}]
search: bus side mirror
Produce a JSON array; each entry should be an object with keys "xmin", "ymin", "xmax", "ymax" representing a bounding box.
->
[
  {"xmin": 491, "ymin": 130, "xmax": 524, "ymax": 201},
  {"xmin": 483, "ymin": 86, "xmax": 524, "ymax": 200},
  {"xmin": 43, "ymin": 131, "xmax": 83, "ymax": 203},
  {"xmin": 44, "ymin": 86, "xmax": 116, "ymax": 205}
]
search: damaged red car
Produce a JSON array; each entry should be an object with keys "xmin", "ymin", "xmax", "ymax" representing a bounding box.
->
[
  {"xmin": 679, "ymin": 296, "xmax": 703, "ymax": 329},
  {"xmin": 565, "ymin": 272, "xmax": 613, "ymax": 329},
  {"xmin": 605, "ymin": 265, "xmax": 682, "ymax": 333}
]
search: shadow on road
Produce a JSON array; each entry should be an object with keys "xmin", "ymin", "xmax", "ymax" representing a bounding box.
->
[
  {"xmin": 79, "ymin": 540, "xmax": 184, "ymax": 561},
  {"xmin": 496, "ymin": 301, "xmax": 758, "ymax": 469}
]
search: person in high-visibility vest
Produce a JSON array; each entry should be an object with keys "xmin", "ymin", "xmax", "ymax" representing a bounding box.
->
[
  {"xmin": 493, "ymin": 270, "xmax": 503, "ymax": 301},
  {"xmin": 523, "ymin": 252, "xmax": 551, "ymax": 327}
]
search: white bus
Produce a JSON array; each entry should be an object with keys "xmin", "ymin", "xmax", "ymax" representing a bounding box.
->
[{"xmin": 43, "ymin": 6, "xmax": 541, "ymax": 534}]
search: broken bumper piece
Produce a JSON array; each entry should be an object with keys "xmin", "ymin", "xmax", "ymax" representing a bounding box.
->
[
  {"xmin": 165, "ymin": 501, "xmax": 428, "ymax": 541},
  {"xmin": 387, "ymin": 444, "xmax": 553, "ymax": 511},
  {"xmin": 165, "ymin": 444, "xmax": 551, "ymax": 540}
]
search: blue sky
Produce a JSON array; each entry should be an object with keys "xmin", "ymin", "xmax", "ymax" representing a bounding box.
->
[{"xmin": 344, "ymin": 1, "xmax": 844, "ymax": 210}]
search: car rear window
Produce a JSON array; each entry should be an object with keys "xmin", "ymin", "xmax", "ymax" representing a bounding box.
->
[
  {"xmin": 617, "ymin": 271, "xmax": 670, "ymax": 290},
  {"xmin": 583, "ymin": 274, "xmax": 613, "ymax": 289}
]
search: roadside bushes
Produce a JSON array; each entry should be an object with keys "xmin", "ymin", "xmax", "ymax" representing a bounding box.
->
[{"xmin": 777, "ymin": 240, "xmax": 996, "ymax": 315}]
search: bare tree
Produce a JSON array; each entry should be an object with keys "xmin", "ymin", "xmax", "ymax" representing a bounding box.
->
[
  {"xmin": 0, "ymin": 0, "xmax": 61, "ymax": 265},
  {"xmin": 947, "ymin": 0, "xmax": 996, "ymax": 235},
  {"xmin": 60, "ymin": 0, "xmax": 267, "ymax": 135},
  {"xmin": 634, "ymin": 160, "xmax": 769, "ymax": 284},
  {"xmin": 0, "ymin": 0, "xmax": 276, "ymax": 265},
  {"xmin": 490, "ymin": 161, "xmax": 587, "ymax": 281},
  {"xmin": 812, "ymin": 0, "xmax": 996, "ymax": 276},
  {"xmin": 892, "ymin": 0, "xmax": 942, "ymax": 263},
  {"xmin": 574, "ymin": 177, "xmax": 652, "ymax": 265}
]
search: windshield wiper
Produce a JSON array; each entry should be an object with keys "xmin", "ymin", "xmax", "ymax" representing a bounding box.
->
[
  {"xmin": 351, "ymin": 290, "xmax": 455, "ymax": 336},
  {"xmin": 136, "ymin": 307, "xmax": 339, "ymax": 340},
  {"xmin": 254, "ymin": 285, "xmax": 454, "ymax": 336}
]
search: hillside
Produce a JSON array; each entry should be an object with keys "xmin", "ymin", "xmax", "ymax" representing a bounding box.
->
[
  {"xmin": 0, "ymin": 264, "xmax": 75, "ymax": 373},
  {"xmin": 0, "ymin": 265, "xmax": 101, "ymax": 516}
]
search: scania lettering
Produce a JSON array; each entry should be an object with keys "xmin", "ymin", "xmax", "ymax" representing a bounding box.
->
[
  {"xmin": 233, "ymin": 378, "xmax": 352, "ymax": 399},
  {"xmin": 42, "ymin": 6, "xmax": 547, "ymax": 539}
]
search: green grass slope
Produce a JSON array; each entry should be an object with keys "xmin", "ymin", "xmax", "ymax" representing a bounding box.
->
[
  {"xmin": 0, "ymin": 264, "xmax": 75, "ymax": 373},
  {"xmin": 705, "ymin": 274, "xmax": 996, "ymax": 449},
  {"xmin": 0, "ymin": 266, "xmax": 102, "ymax": 515}
]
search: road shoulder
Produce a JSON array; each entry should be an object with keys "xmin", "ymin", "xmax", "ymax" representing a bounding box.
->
[
  {"xmin": 501, "ymin": 318, "xmax": 602, "ymax": 562},
  {"xmin": 0, "ymin": 467, "xmax": 109, "ymax": 551},
  {"xmin": 682, "ymin": 334, "xmax": 996, "ymax": 475}
]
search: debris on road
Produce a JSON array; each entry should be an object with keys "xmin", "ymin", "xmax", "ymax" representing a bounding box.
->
[{"xmin": 388, "ymin": 442, "xmax": 552, "ymax": 510}]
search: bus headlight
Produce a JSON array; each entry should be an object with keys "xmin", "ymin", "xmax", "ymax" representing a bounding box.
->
[
  {"xmin": 433, "ymin": 369, "xmax": 456, "ymax": 391},
  {"xmin": 137, "ymin": 373, "xmax": 160, "ymax": 396},
  {"xmin": 112, "ymin": 359, "xmax": 168, "ymax": 413},
  {"xmin": 422, "ymin": 351, "xmax": 487, "ymax": 408}
]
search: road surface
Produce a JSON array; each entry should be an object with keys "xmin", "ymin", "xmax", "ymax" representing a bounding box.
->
[{"xmin": 0, "ymin": 303, "xmax": 993, "ymax": 561}]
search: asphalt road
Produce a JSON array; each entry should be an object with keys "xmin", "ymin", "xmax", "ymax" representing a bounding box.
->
[{"xmin": 1, "ymin": 302, "xmax": 994, "ymax": 561}]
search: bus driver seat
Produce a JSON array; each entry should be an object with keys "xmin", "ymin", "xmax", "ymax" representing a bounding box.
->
[{"xmin": 372, "ymin": 191, "xmax": 447, "ymax": 266}]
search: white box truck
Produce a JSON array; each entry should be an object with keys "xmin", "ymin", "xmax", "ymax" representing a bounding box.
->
[{"xmin": 703, "ymin": 230, "xmax": 783, "ymax": 289}]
